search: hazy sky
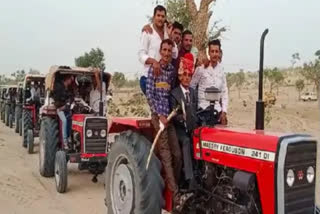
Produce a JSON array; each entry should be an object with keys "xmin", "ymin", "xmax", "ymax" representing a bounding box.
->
[{"xmin": 0, "ymin": 0, "xmax": 319, "ymax": 78}]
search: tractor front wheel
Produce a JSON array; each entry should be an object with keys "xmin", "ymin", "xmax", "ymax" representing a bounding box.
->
[
  {"xmin": 14, "ymin": 106, "xmax": 21, "ymax": 133},
  {"xmin": 39, "ymin": 117, "xmax": 59, "ymax": 177},
  {"xmin": 27, "ymin": 129, "xmax": 34, "ymax": 154},
  {"xmin": 19, "ymin": 118, "xmax": 22, "ymax": 136},
  {"xmin": 105, "ymin": 130, "xmax": 164, "ymax": 214},
  {"xmin": 5, "ymin": 105, "xmax": 10, "ymax": 126},
  {"xmin": 22, "ymin": 110, "xmax": 32, "ymax": 148},
  {"xmin": 54, "ymin": 150, "xmax": 68, "ymax": 193}
]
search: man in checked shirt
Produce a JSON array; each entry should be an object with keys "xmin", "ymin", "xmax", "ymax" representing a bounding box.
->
[{"xmin": 146, "ymin": 38, "xmax": 182, "ymax": 205}]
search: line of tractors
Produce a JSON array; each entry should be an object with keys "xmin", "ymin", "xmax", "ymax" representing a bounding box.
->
[{"xmin": 0, "ymin": 31, "xmax": 319, "ymax": 214}]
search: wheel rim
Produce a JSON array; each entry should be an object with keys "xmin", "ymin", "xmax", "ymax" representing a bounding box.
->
[{"xmin": 111, "ymin": 155, "xmax": 134, "ymax": 214}]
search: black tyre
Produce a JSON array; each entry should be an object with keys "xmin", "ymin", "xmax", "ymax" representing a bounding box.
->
[
  {"xmin": 9, "ymin": 114, "xmax": 13, "ymax": 128},
  {"xmin": 14, "ymin": 106, "xmax": 21, "ymax": 133},
  {"xmin": 105, "ymin": 130, "xmax": 164, "ymax": 214},
  {"xmin": 27, "ymin": 129, "xmax": 34, "ymax": 154},
  {"xmin": 54, "ymin": 150, "xmax": 68, "ymax": 193},
  {"xmin": 5, "ymin": 104, "xmax": 9, "ymax": 126},
  {"xmin": 39, "ymin": 117, "xmax": 59, "ymax": 177},
  {"xmin": 22, "ymin": 110, "xmax": 32, "ymax": 148},
  {"xmin": 19, "ymin": 118, "xmax": 22, "ymax": 136}
]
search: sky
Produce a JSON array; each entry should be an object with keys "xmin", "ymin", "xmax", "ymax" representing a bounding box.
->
[{"xmin": 0, "ymin": 0, "xmax": 319, "ymax": 79}]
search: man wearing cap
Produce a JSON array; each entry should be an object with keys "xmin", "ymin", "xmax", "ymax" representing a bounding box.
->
[
  {"xmin": 190, "ymin": 39, "xmax": 228, "ymax": 125},
  {"xmin": 170, "ymin": 53, "xmax": 198, "ymax": 188}
]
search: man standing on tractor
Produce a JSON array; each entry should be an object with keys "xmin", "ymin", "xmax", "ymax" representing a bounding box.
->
[
  {"xmin": 90, "ymin": 69, "xmax": 106, "ymax": 115},
  {"xmin": 138, "ymin": 5, "xmax": 178, "ymax": 94},
  {"xmin": 146, "ymin": 39, "xmax": 182, "ymax": 208},
  {"xmin": 52, "ymin": 74, "xmax": 74, "ymax": 149},
  {"xmin": 191, "ymin": 39, "xmax": 228, "ymax": 125},
  {"xmin": 170, "ymin": 53, "xmax": 198, "ymax": 188}
]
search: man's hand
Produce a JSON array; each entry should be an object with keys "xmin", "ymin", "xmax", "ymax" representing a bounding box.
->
[
  {"xmin": 152, "ymin": 61, "xmax": 161, "ymax": 77},
  {"xmin": 220, "ymin": 112, "xmax": 228, "ymax": 125},
  {"xmin": 159, "ymin": 115, "xmax": 168, "ymax": 127},
  {"xmin": 142, "ymin": 24, "xmax": 153, "ymax": 34}
]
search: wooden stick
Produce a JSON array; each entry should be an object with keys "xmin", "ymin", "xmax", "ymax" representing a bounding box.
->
[{"xmin": 146, "ymin": 107, "xmax": 179, "ymax": 170}]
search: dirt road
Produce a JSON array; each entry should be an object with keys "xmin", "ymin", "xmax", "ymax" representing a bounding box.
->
[{"xmin": 0, "ymin": 122, "xmax": 106, "ymax": 214}]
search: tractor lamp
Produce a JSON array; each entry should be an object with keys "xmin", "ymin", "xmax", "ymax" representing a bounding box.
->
[
  {"xmin": 307, "ymin": 166, "xmax": 315, "ymax": 183},
  {"xmin": 100, "ymin": 130, "xmax": 107, "ymax": 138},
  {"xmin": 286, "ymin": 169, "xmax": 295, "ymax": 187},
  {"xmin": 86, "ymin": 129, "xmax": 93, "ymax": 137},
  {"xmin": 204, "ymin": 87, "xmax": 221, "ymax": 102}
]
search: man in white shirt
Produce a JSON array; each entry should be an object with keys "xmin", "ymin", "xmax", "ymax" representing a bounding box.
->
[
  {"xmin": 90, "ymin": 70, "xmax": 106, "ymax": 115},
  {"xmin": 138, "ymin": 5, "xmax": 178, "ymax": 94},
  {"xmin": 190, "ymin": 39, "xmax": 228, "ymax": 125}
]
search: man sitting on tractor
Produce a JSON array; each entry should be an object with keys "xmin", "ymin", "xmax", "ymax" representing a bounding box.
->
[
  {"xmin": 170, "ymin": 53, "xmax": 198, "ymax": 189},
  {"xmin": 146, "ymin": 39, "xmax": 182, "ymax": 207},
  {"xmin": 52, "ymin": 74, "xmax": 74, "ymax": 149},
  {"xmin": 190, "ymin": 39, "xmax": 228, "ymax": 125},
  {"xmin": 89, "ymin": 69, "xmax": 106, "ymax": 115}
]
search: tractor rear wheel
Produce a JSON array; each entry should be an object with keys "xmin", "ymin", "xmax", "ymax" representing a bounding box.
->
[
  {"xmin": 22, "ymin": 110, "xmax": 32, "ymax": 148},
  {"xmin": 27, "ymin": 129, "xmax": 34, "ymax": 154},
  {"xmin": 5, "ymin": 105, "xmax": 10, "ymax": 126},
  {"xmin": 105, "ymin": 130, "xmax": 164, "ymax": 214},
  {"xmin": 14, "ymin": 106, "xmax": 21, "ymax": 133},
  {"xmin": 19, "ymin": 118, "xmax": 22, "ymax": 136},
  {"xmin": 54, "ymin": 150, "xmax": 68, "ymax": 193},
  {"xmin": 39, "ymin": 117, "xmax": 59, "ymax": 177}
]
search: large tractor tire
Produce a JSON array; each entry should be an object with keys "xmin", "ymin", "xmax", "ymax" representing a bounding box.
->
[
  {"xmin": 22, "ymin": 110, "xmax": 32, "ymax": 148},
  {"xmin": 54, "ymin": 150, "xmax": 68, "ymax": 193},
  {"xmin": 5, "ymin": 105, "xmax": 10, "ymax": 127},
  {"xmin": 19, "ymin": 118, "xmax": 22, "ymax": 136},
  {"xmin": 27, "ymin": 130, "xmax": 34, "ymax": 154},
  {"xmin": 105, "ymin": 130, "xmax": 164, "ymax": 214},
  {"xmin": 39, "ymin": 117, "xmax": 59, "ymax": 177},
  {"xmin": 14, "ymin": 106, "xmax": 21, "ymax": 133}
]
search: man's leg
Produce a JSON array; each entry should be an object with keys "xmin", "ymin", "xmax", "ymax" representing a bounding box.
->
[
  {"xmin": 57, "ymin": 110, "xmax": 68, "ymax": 148},
  {"xmin": 151, "ymin": 114, "xmax": 178, "ymax": 193},
  {"xmin": 167, "ymin": 124, "xmax": 182, "ymax": 184}
]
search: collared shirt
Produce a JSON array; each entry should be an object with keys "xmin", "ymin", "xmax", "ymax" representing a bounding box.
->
[
  {"xmin": 190, "ymin": 63, "xmax": 228, "ymax": 113},
  {"xmin": 180, "ymin": 84, "xmax": 190, "ymax": 100},
  {"xmin": 90, "ymin": 82, "xmax": 106, "ymax": 115},
  {"xmin": 138, "ymin": 24, "xmax": 178, "ymax": 77},
  {"xmin": 146, "ymin": 63, "xmax": 176, "ymax": 117}
]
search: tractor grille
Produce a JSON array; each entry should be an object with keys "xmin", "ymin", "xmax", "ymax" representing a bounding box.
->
[
  {"xmin": 84, "ymin": 118, "xmax": 107, "ymax": 154},
  {"xmin": 283, "ymin": 141, "xmax": 316, "ymax": 214}
]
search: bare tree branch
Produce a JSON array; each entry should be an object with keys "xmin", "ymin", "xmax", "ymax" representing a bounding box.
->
[{"xmin": 185, "ymin": 0, "xmax": 197, "ymax": 18}]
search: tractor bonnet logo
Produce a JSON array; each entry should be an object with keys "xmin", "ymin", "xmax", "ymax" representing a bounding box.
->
[{"xmin": 297, "ymin": 170, "xmax": 304, "ymax": 180}]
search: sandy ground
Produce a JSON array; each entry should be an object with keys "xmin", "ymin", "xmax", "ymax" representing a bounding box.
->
[
  {"xmin": 0, "ymin": 85, "xmax": 319, "ymax": 213},
  {"xmin": 0, "ymin": 122, "xmax": 106, "ymax": 214}
]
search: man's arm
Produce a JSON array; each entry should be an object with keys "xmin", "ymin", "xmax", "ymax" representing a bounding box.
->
[
  {"xmin": 145, "ymin": 68, "xmax": 156, "ymax": 113},
  {"xmin": 169, "ymin": 91, "xmax": 184, "ymax": 123},
  {"xmin": 190, "ymin": 66, "xmax": 202, "ymax": 89}
]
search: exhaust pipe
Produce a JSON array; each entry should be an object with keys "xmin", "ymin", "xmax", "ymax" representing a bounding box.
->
[
  {"xmin": 255, "ymin": 29, "xmax": 269, "ymax": 130},
  {"xmin": 99, "ymin": 68, "xmax": 104, "ymax": 117}
]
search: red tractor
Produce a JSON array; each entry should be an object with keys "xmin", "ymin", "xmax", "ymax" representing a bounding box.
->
[
  {"xmin": 39, "ymin": 66, "xmax": 109, "ymax": 193},
  {"xmin": 20, "ymin": 74, "xmax": 46, "ymax": 154},
  {"xmin": 104, "ymin": 30, "xmax": 319, "ymax": 213}
]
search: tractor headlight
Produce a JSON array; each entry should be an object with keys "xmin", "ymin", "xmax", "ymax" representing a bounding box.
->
[
  {"xmin": 86, "ymin": 129, "xmax": 93, "ymax": 137},
  {"xmin": 100, "ymin": 130, "xmax": 106, "ymax": 138},
  {"xmin": 307, "ymin": 166, "xmax": 315, "ymax": 183},
  {"xmin": 286, "ymin": 169, "xmax": 295, "ymax": 187}
]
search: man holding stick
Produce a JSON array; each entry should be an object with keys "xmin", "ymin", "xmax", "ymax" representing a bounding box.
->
[{"xmin": 146, "ymin": 39, "xmax": 182, "ymax": 205}]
